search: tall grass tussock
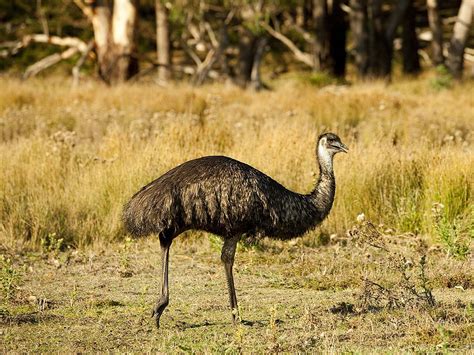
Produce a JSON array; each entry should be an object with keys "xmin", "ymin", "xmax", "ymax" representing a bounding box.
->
[{"xmin": 0, "ymin": 77, "xmax": 472, "ymax": 250}]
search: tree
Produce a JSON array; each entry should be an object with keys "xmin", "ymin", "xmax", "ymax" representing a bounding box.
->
[
  {"xmin": 350, "ymin": 0, "xmax": 369, "ymax": 75},
  {"xmin": 156, "ymin": 0, "xmax": 171, "ymax": 83},
  {"xmin": 77, "ymin": 0, "xmax": 139, "ymax": 85},
  {"xmin": 349, "ymin": 0, "xmax": 390, "ymax": 78},
  {"xmin": 401, "ymin": 1, "xmax": 421, "ymax": 74},
  {"xmin": 350, "ymin": 0, "xmax": 414, "ymax": 78},
  {"xmin": 235, "ymin": 3, "xmax": 267, "ymax": 89},
  {"xmin": 2, "ymin": 0, "xmax": 473, "ymax": 85},
  {"xmin": 367, "ymin": 0, "xmax": 391, "ymax": 78},
  {"xmin": 447, "ymin": 0, "xmax": 474, "ymax": 78},
  {"xmin": 312, "ymin": 0, "xmax": 331, "ymax": 71},
  {"xmin": 330, "ymin": 0, "xmax": 348, "ymax": 77},
  {"xmin": 427, "ymin": 0, "xmax": 444, "ymax": 65}
]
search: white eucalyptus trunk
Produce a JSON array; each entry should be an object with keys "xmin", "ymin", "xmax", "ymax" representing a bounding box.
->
[
  {"xmin": 88, "ymin": 0, "xmax": 138, "ymax": 84},
  {"xmin": 90, "ymin": 0, "xmax": 111, "ymax": 72},
  {"xmin": 447, "ymin": 0, "xmax": 474, "ymax": 78},
  {"xmin": 156, "ymin": 0, "xmax": 171, "ymax": 82},
  {"xmin": 111, "ymin": 0, "xmax": 138, "ymax": 83}
]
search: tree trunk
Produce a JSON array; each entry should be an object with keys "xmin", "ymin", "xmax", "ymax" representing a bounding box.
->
[
  {"xmin": 312, "ymin": 0, "xmax": 331, "ymax": 71},
  {"xmin": 249, "ymin": 36, "xmax": 268, "ymax": 91},
  {"xmin": 385, "ymin": 0, "xmax": 410, "ymax": 43},
  {"xmin": 296, "ymin": 4, "xmax": 305, "ymax": 27},
  {"xmin": 350, "ymin": 0, "xmax": 369, "ymax": 75},
  {"xmin": 329, "ymin": 0, "xmax": 347, "ymax": 77},
  {"xmin": 367, "ymin": 0, "xmax": 390, "ymax": 78},
  {"xmin": 427, "ymin": 0, "xmax": 444, "ymax": 65},
  {"xmin": 447, "ymin": 0, "xmax": 474, "ymax": 78},
  {"xmin": 89, "ymin": 0, "xmax": 138, "ymax": 85},
  {"xmin": 156, "ymin": 0, "xmax": 170, "ymax": 83},
  {"xmin": 236, "ymin": 27, "xmax": 257, "ymax": 87},
  {"xmin": 384, "ymin": 0, "xmax": 411, "ymax": 77},
  {"xmin": 90, "ymin": 0, "xmax": 112, "ymax": 79},
  {"xmin": 109, "ymin": 0, "xmax": 138, "ymax": 84},
  {"xmin": 402, "ymin": 1, "xmax": 421, "ymax": 74}
]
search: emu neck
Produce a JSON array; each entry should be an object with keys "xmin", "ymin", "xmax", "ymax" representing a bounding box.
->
[{"xmin": 311, "ymin": 147, "xmax": 336, "ymax": 219}]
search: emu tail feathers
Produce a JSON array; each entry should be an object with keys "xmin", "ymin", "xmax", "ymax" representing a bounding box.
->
[{"xmin": 123, "ymin": 198, "xmax": 153, "ymax": 238}]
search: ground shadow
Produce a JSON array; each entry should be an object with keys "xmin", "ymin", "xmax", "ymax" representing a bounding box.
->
[
  {"xmin": 173, "ymin": 318, "xmax": 284, "ymax": 330},
  {"xmin": 241, "ymin": 318, "xmax": 284, "ymax": 327},
  {"xmin": 0, "ymin": 312, "xmax": 62, "ymax": 325},
  {"xmin": 174, "ymin": 320, "xmax": 219, "ymax": 330}
]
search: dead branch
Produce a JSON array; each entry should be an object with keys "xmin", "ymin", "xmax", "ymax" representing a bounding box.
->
[
  {"xmin": 193, "ymin": 19, "xmax": 231, "ymax": 86},
  {"xmin": 181, "ymin": 40, "xmax": 202, "ymax": 66},
  {"xmin": 1, "ymin": 34, "xmax": 90, "ymax": 79},
  {"xmin": 224, "ymin": 9, "xmax": 235, "ymax": 25},
  {"xmin": 72, "ymin": 40, "xmax": 95, "ymax": 86},
  {"xmin": 204, "ymin": 22, "xmax": 218, "ymax": 48},
  {"xmin": 260, "ymin": 22, "xmax": 314, "ymax": 68},
  {"xmin": 282, "ymin": 12, "xmax": 313, "ymax": 44},
  {"xmin": 0, "ymin": 41, "xmax": 25, "ymax": 58},
  {"xmin": 442, "ymin": 45, "xmax": 474, "ymax": 63},
  {"xmin": 1, "ymin": 34, "xmax": 88, "ymax": 57},
  {"xmin": 174, "ymin": 65, "xmax": 219, "ymax": 79},
  {"xmin": 194, "ymin": 48, "xmax": 218, "ymax": 85},
  {"xmin": 464, "ymin": 47, "xmax": 474, "ymax": 63},
  {"xmin": 418, "ymin": 49, "xmax": 432, "ymax": 65},
  {"xmin": 36, "ymin": 0, "xmax": 49, "ymax": 36},
  {"xmin": 289, "ymin": 23, "xmax": 314, "ymax": 44},
  {"xmin": 28, "ymin": 34, "xmax": 88, "ymax": 52},
  {"xmin": 24, "ymin": 47, "xmax": 79, "ymax": 79},
  {"xmin": 73, "ymin": 0, "xmax": 94, "ymax": 22},
  {"xmin": 187, "ymin": 23, "xmax": 202, "ymax": 46}
]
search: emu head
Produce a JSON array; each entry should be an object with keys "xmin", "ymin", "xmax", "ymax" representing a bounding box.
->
[
  {"xmin": 318, "ymin": 133, "xmax": 348, "ymax": 156},
  {"xmin": 317, "ymin": 133, "xmax": 348, "ymax": 170}
]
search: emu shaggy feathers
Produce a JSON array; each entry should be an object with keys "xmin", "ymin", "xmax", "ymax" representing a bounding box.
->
[
  {"xmin": 123, "ymin": 132, "xmax": 346, "ymax": 328},
  {"xmin": 123, "ymin": 155, "xmax": 334, "ymax": 241}
]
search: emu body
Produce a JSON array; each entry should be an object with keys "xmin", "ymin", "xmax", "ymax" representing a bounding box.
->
[{"xmin": 123, "ymin": 133, "xmax": 347, "ymax": 327}]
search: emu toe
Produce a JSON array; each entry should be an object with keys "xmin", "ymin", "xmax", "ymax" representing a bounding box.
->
[
  {"xmin": 151, "ymin": 302, "xmax": 168, "ymax": 328},
  {"xmin": 231, "ymin": 308, "xmax": 240, "ymax": 324}
]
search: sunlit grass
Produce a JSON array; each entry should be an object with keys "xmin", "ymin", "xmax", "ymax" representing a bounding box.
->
[{"xmin": 0, "ymin": 76, "xmax": 472, "ymax": 249}]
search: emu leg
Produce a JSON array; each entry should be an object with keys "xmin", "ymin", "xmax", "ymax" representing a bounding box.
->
[
  {"xmin": 221, "ymin": 235, "xmax": 240, "ymax": 323},
  {"xmin": 152, "ymin": 238, "xmax": 172, "ymax": 328}
]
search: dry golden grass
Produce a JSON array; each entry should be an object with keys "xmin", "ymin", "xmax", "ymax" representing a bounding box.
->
[
  {"xmin": 0, "ymin": 75, "xmax": 473, "ymax": 351},
  {"xmin": 0, "ymin": 75, "xmax": 472, "ymax": 249}
]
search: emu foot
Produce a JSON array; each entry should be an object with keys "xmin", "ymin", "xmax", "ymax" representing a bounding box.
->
[
  {"xmin": 151, "ymin": 301, "xmax": 168, "ymax": 329},
  {"xmin": 231, "ymin": 307, "xmax": 241, "ymax": 325}
]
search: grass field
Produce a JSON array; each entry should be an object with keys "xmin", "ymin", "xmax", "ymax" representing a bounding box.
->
[
  {"xmin": 1, "ymin": 231, "xmax": 473, "ymax": 352},
  {"xmin": 0, "ymin": 75, "xmax": 473, "ymax": 351}
]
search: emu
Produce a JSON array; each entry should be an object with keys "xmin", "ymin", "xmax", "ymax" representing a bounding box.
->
[{"xmin": 123, "ymin": 132, "xmax": 348, "ymax": 327}]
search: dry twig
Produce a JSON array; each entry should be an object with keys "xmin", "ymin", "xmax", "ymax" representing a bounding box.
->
[{"xmin": 260, "ymin": 22, "xmax": 314, "ymax": 68}]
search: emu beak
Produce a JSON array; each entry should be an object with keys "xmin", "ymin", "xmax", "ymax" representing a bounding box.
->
[{"xmin": 337, "ymin": 142, "xmax": 349, "ymax": 153}]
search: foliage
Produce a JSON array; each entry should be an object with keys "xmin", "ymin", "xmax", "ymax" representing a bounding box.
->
[
  {"xmin": 0, "ymin": 255, "xmax": 21, "ymax": 301},
  {"xmin": 1, "ymin": 0, "xmax": 471, "ymax": 81},
  {"xmin": 349, "ymin": 218, "xmax": 436, "ymax": 311},
  {"xmin": 304, "ymin": 71, "xmax": 341, "ymax": 87},
  {"xmin": 40, "ymin": 232, "xmax": 65, "ymax": 254},
  {"xmin": 431, "ymin": 203, "xmax": 471, "ymax": 259},
  {"xmin": 430, "ymin": 65, "xmax": 453, "ymax": 91}
]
